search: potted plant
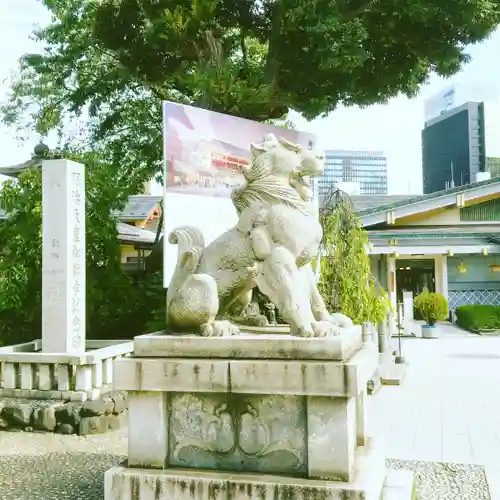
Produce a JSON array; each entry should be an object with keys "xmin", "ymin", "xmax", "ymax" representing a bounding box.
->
[{"xmin": 414, "ymin": 291, "xmax": 449, "ymax": 338}]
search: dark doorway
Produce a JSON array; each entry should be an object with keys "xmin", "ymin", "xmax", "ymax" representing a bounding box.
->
[{"xmin": 396, "ymin": 259, "xmax": 435, "ymax": 303}]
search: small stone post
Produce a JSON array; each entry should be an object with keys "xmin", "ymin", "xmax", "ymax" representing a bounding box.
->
[
  {"xmin": 371, "ymin": 321, "xmax": 379, "ymax": 350},
  {"xmin": 41, "ymin": 159, "xmax": 86, "ymax": 353},
  {"xmin": 362, "ymin": 323, "xmax": 373, "ymax": 343},
  {"xmin": 402, "ymin": 291, "xmax": 414, "ymax": 322},
  {"xmin": 377, "ymin": 319, "xmax": 389, "ymax": 354},
  {"xmin": 395, "ymin": 304, "xmax": 405, "ymax": 364}
]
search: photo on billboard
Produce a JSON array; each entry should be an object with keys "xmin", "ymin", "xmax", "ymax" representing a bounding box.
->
[{"xmin": 162, "ymin": 101, "xmax": 316, "ymax": 198}]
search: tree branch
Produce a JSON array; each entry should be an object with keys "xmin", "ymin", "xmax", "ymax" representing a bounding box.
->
[
  {"xmin": 264, "ymin": 0, "xmax": 284, "ymax": 86},
  {"xmin": 240, "ymin": 31, "xmax": 248, "ymax": 64}
]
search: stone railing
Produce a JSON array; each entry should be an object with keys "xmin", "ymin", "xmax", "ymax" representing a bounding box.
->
[{"xmin": 0, "ymin": 339, "xmax": 133, "ymax": 402}]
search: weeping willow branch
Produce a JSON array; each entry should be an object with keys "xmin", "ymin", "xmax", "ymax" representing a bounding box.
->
[{"xmin": 318, "ymin": 187, "xmax": 389, "ymax": 323}]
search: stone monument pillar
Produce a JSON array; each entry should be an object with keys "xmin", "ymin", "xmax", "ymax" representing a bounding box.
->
[{"xmin": 41, "ymin": 159, "xmax": 86, "ymax": 353}]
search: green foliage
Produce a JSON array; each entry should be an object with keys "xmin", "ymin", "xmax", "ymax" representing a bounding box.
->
[
  {"xmin": 0, "ymin": 169, "xmax": 43, "ymax": 343},
  {"xmin": 0, "ymin": 149, "xmax": 162, "ymax": 345},
  {"xmin": 2, "ymin": 0, "xmax": 499, "ymax": 181},
  {"xmin": 455, "ymin": 304, "xmax": 500, "ymax": 332},
  {"xmin": 319, "ymin": 190, "xmax": 388, "ymax": 324},
  {"xmin": 91, "ymin": 0, "xmax": 500, "ymax": 117},
  {"xmin": 414, "ymin": 291, "xmax": 449, "ymax": 326},
  {"xmin": 138, "ymin": 272, "xmax": 168, "ymax": 334},
  {"xmin": 1, "ymin": 0, "xmax": 499, "ymax": 339}
]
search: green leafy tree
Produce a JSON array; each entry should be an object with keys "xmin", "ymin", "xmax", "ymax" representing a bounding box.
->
[
  {"xmin": 319, "ymin": 189, "xmax": 388, "ymax": 324},
  {"xmin": 0, "ymin": 149, "xmax": 162, "ymax": 345},
  {"xmin": 2, "ymin": 0, "xmax": 499, "ymax": 179},
  {"xmin": 0, "ymin": 0, "xmax": 498, "ymax": 337}
]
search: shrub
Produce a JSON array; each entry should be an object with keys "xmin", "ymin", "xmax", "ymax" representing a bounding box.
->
[
  {"xmin": 455, "ymin": 304, "xmax": 500, "ymax": 332},
  {"xmin": 414, "ymin": 292, "xmax": 449, "ymax": 326}
]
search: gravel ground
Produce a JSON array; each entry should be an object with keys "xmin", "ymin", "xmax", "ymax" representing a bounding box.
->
[
  {"xmin": 0, "ymin": 429, "xmax": 491, "ymax": 500},
  {"xmin": 387, "ymin": 459, "xmax": 491, "ymax": 500},
  {"xmin": 0, "ymin": 429, "xmax": 127, "ymax": 500}
]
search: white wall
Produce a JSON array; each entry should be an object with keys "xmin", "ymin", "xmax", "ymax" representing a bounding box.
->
[
  {"xmin": 397, "ymin": 208, "xmax": 460, "ymax": 226},
  {"xmin": 163, "ymin": 193, "xmax": 238, "ymax": 287},
  {"xmin": 396, "ymin": 206, "xmax": 500, "ymax": 226}
]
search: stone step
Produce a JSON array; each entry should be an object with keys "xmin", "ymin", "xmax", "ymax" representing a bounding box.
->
[
  {"xmin": 381, "ymin": 470, "xmax": 415, "ymax": 500},
  {"xmin": 380, "ymin": 364, "xmax": 407, "ymax": 386},
  {"xmin": 105, "ymin": 438, "xmax": 389, "ymax": 500}
]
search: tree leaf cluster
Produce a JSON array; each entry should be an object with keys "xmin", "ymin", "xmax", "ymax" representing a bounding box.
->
[
  {"xmin": 319, "ymin": 189, "xmax": 389, "ymax": 324},
  {"xmin": 2, "ymin": 0, "xmax": 499, "ymax": 182},
  {"xmin": 0, "ymin": 151, "xmax": 163, "ymax": 345},
  {"xmin": 0, "ymin": 0, "xmax": 498, "ymax": 339}
]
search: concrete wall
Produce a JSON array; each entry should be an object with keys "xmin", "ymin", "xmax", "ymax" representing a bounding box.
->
[
  {"xmin": 448, "ymin": 255, "xmax": 500, "ymax": 309},
  {"xmin": 394, "ymin": 207, "xmax": 460, "ymax": 226},
  {"xmin": 447, "ymin": 256, "xmax": 500, "ymax": 290},
  {"xmin": 394, "ymin": 206, "xmax": 500, "ymax": 226},
  {"xmin": 370, "ymin": 255, "xmax": 388, "ymax": 290}
]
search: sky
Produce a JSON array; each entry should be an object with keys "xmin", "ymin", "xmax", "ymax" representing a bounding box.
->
[{"xmin": 1, "ymin": 0, "xmax": 500, "ymax": 195}]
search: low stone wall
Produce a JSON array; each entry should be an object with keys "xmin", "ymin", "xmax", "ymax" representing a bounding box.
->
[
  {"xmin": 0, "ymin": 339, "xmax": 134, "ymax": 402},
  {"xmin": 0, "ymin": 391, "xmax": 127, "ymax": 435}
]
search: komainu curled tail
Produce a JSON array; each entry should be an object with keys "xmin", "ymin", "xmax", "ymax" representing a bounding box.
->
[
  {"xmin": 166, "ymin": 226, "xmax": 239, "ymax": 336},
  {"xmin": 166, "ymin": 226, "xmax": 217, "ymax": 332}
]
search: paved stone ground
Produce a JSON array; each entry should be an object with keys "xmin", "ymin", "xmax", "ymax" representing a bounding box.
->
[
  {"xmin": 0, "ymin": 323, "xmax": 499, "ymax": 499},
  {"xmin": 371, "ymin": 322, "xmax": 500, "ymax": 498}
]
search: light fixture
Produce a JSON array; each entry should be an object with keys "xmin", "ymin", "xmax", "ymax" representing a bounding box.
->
[
  {"xmin": 447, "ymin": 250, "xmax": 454, "ymax": 256},
  {"xmin": 457, "ymin": 261, "xmax": 467, "ymax": 274},
  {"xmin": 405, "ymin": 266, "xmax": 411, "ymax": 270},
  {"xmin": 483, "ymin": 248, "xmax": 489, "ymax": 256},
  {"xmin": 490, "ymin": 256, "xmax": 500, "ymax": 273}
]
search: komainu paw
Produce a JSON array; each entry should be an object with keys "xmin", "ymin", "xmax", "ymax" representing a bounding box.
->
[
  {"xmin": 202, "ymin": 320, "xmax": 241, "ymax": 337},
  {"xmin": 328, "ymin": 313, "xmax": 354, "ymax": 329},
  {"xmin": 312, "ymin": 321, "xmax": 343, "ymax": 337}
]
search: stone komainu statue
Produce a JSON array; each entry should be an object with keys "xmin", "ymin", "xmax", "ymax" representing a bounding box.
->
[{"xmin": 166, "ymin": 134, "xmax": 353, "ymax": 337}]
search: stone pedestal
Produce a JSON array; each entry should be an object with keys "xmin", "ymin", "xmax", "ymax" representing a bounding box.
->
[{"xmin": 105, "ymin": 328, "xmax": 407, "ymax": 499}]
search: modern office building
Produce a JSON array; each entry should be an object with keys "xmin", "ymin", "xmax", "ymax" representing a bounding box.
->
[
  {"xmin": 317, "ymin": 150, "xmax": 388, "ymax": 197},
  {"xmin": 421, "ymin": 101, "xmax": 486, "ymax": 194}
]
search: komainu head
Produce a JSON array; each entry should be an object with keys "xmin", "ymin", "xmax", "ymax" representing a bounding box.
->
[{"xmin": 232, "ymin": 134, "xmax": 325, "ymax": 213}]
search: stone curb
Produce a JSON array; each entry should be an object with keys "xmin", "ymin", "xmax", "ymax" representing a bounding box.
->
[{"xmin": 0, "ymin": 391, "xmax": 128, "ymax": 436}]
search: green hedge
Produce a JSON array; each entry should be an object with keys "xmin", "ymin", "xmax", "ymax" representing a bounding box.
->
[{"xmin": 455, "ymin": 304, "xmax": 500, "ymax": 332}]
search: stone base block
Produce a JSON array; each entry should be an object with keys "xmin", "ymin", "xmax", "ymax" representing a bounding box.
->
[
  {"xmin": 382, "ymin": 470, "xmax": 415, "ymax": 500},
  {"xmin": 0, "ymin": 384, "xmax": 113, "ymax": 402},
  {"xmin": 133, "ymin": 328, "xmax": 362, "ymax": 361},
  {"xmin": 380, "ymin": 364, "xmax": 406, "ymax": 386},
  {"xmin": 0, "ymin": 392, "xmax": 128, "ymax": 435},
  {"xmin": 105, "ymin": 439, "xmax": 386, "ymax": 500},
  {"xmin": 367, "ymin": 369, "xmax": 382, "ymax": 396}
]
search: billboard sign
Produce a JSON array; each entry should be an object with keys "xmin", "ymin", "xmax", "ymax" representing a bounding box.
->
[
  {"xmin": 162, "ymin": 102, "xmax": 317, "ymax": 288},
  {"xmin": 163, "ymin": 101, "xmax": 316, "ymax": 198}
]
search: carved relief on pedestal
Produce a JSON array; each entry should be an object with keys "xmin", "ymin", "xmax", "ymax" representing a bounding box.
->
[{"xmin": 169, "ymin": 393, "xmax": 307, "ymax": 475}]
